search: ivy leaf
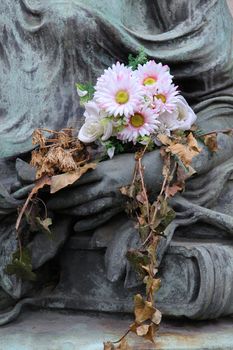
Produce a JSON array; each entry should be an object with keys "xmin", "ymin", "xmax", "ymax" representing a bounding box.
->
[
  {"xmin": 168, "ymin": 133, "xmax": 201, "ymax": 168},
  {"xmin": 160, "ymin": 208, "xmax": 176, "ymax": 227},
  {"xmin": 34, "ymin": 217, "xmax": 53, "ymax": 239},
  {"xmin": 5, "ymin": 248, "xmax": 36, "ymax": 281},
  {"xmin": 128, "ymin": 48, "xmax": 148, "ymax": 70},
  {"xmin": 127, "ymin": 250, "xmax": 150, "ymax": 277},
  {"xmin": 103, "ymin": 138, "xmax": 125, "ymax": 156},
  {"xmin": 134, "ymin": 294, "xmax": 156, "ymax": 324}
]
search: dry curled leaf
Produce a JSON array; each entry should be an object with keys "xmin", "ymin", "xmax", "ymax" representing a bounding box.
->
[
  {"xmin": 134, "ymin": 294, "xmax": 156, "ymax": 324},
  {"xmin": 203, "ymin": 133, "xmax": 218, "ymax": 152},
  {"xmin": 16, "ymin": 176, "xmax": 52, "ymax": 231},
  {"xmin": 152, "ymin": 309, "xmax": 162, "ymax": 325},
  {"xmin": 50, "ymin": 163, "xmax": 97, "ymax": 193},
  {"xmin": 30, "ymin": 128, "xmax": 87, "ymax": 179},
  {"xmin": 136, "ymin": 324, "xmax": 150, "ymax": 336},
  {"xmin": 142, "ymin": 324, "xmax": 158, "ymax": 343},
  {"xmin": 104, "ymin": 339, "xmax": 132, "ymax": 350},
  {"xmin": 32, "ymin": 129, "xmax": 46, "ymax": 148},
  {"xmin": 165, "ymin": 183, "xmax": 183, "ymax": 197},
  {"xmin": 120, "ymin": 184, "xmax": 136, "ymax": 198},
  {"xmin": 144, "ymin": 276, "xmax": 161, "ymax": 296},
  {"xmin": 168, "ymin": 133, "xmax": 201, "ymax": 168},
  {"xmin": 116, "ymin": 339, "xmax": 132, "ymax": 350},
  {"xmin": 130, "ymin": 322, "xmax": 158, "ymax": 343},
  {"xmin": 104, "ymin": 342, "xmax": 115, "ymax": 350},
  {"xmin": 157, "ymin": 134, "xmax": 171, "ymax": 146}
]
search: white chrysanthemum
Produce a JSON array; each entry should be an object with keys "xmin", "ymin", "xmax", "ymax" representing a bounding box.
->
[
  {"xmin": 159, "ymin": 95, "xmax": 197, "ymax": 131},
  {"xmin": 78, "ymin": 100, "xmax": 113, "ymax": 143},
  {"xmin": 94, "ymin": 62, "xmax": 144, "ymax": 117},
  {"xmin": 117, "ymin": 107, "xmax": 160, "ymax": 143},
  {"xmin": 152, "ymin": 82, "xmax": 179, "ymax": 113},
  {"xmin": 135, "ymin": 60, "xmax": 173, "ymax": 90}
]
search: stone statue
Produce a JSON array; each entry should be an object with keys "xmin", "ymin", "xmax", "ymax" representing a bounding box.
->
[{"xmin": 0, "ymin": 0, "xmax": 233, "ymax": 324}]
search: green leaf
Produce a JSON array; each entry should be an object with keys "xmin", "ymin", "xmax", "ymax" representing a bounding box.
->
[
  {"xmin": 127, "ymin": 249, "xmax": 150, "ymax": 277},
  {"xmin": 34, "ymin": 217, "xmax": 53, "ymax": 239},
  {"xmin": 5, "ymin": 248, "xmax": 36, "ymax": 281},
  {"xmin": 160, "ymin": 208, "xmax": 176, "ymax": 227},
  {"xmin": 103, "ymin": 137, "xmax": 125, "ymax": 155},
  {"xmin": 128, "ymin": 48, "xmax": 148, "ymax": 70},
  {"xmin": 75, "ymin": 82, "xmax": 95, "ymax": 105},
  {"xmin": 26, "ymin": 210, "xmax": 53, "ymax": 240}
]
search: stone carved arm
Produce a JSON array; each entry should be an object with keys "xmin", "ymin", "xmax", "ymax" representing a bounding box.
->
[{"xmin": 47, "ymin": 130, "xmax": 233, "ymax": 231}]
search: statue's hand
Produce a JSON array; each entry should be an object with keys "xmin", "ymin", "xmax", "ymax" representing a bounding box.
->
[
  {"xmin": 0, "ymin": 158, "xmax": 36, "ymax": 216},
  {"xmin": 47, "ymin": 150, "xmax": 162, "ymax": 230},
  {"xmin": 47, "ymin": 153, "xmax": 136, "ymax": 207},
  {"xmin": 91, "ymin": 215, "xmax": 142, "ymax": 288},
  {"xmin": 47, "ymin": 154, "xmax": 136, "ymax": 230}
]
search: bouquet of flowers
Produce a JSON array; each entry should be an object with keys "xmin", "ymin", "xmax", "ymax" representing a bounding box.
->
[{"xmin": 77, "ymin": 59, "xmax": 197, "ymax": 158}]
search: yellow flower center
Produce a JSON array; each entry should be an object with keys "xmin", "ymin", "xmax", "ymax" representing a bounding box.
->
[
  {"xmin": 143, "ymin": 76, "xmax": 157, "ymax": 86},
  {"xmin": 155, "ymin": 94, "xmax": 166, "ymax": 103},
  {"xmin": 115, "ymin": 90, "xmax": 129, "ymax": 104},
  {"xmin": 130, "ymin": 113, "xmax": 145, "ymax": 128}
]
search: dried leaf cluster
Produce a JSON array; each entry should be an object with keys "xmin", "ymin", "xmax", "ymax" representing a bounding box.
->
[
  {"xmin": 8, "ymin": 128, "xmax": 95, "ymax": 281},
  {"xmin": 108, "ymin": 131, "xmax": 202, "ymax": 348},
  {"xmin": 31, "ymin": 128, "xmax": 87, "ymax": 178}
]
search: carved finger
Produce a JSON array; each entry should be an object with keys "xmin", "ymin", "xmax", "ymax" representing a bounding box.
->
[
  {"xmin": 60, "ymin": 197, "xmax": 123, "ymax": 216},
  {"xmin": 16, "ymin": 158, "xmax": 36, "ymax": 184},
  {"xmin": 73, "ymin": 208, "xmax": 121, "ymax": 232},
  {"xmin": 70, "ymin": 169, "xmax": 102, "ymax": 187},
  {"xmin": 12, "ymin": 184, "xmax": 35, "ymax": 199},
  {"xmin": 47, "ymin": 182, "xmax": 103, "ymax": 210},
  {"xmin": 105, "ymin": 220, "xmax": 139, "ymax": 283}
]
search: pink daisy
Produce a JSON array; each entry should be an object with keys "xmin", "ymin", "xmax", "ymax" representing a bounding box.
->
[
  {"xmin": 135, "ymin": 60, "xmax": 173, "ymax": 90},
  {"xmin": 152, "ymin": 82, "xmax": 179, "ymax": 114},
  {"xmin": 94, "ymin": 62, "xmax": 143, "ymax": 118},
  {"xmin": 117, "ymin": 107, "xmax": 160, "ymax": 143}
]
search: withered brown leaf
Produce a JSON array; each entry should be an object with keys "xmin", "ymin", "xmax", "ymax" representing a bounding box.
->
[
  {"xmin": 165, "ymin": 183, "xmax": 183, "ymax": 197},
  {"xmin": 136, "ymin": 324, "xmax": 150, "ymax": 336},
  {"xmin": 130, "ymin": 322, "xmax": 158, "ymax": 344},
  {"xmin": 50, "ymin": 163, "xmax": 96, "ymax": 193},
  {"xmin": 116, "ymin": 339, "xmax": 132, "ymax": 350},
  {"xmin": 103, "ymin": 342, "xmax": 115, "ymax": 350},
  {"xmin": 166, "ymin": 132, "xmax": 201, "ymax": 169},
  {"xmin": 203, "ymin": 133, "xmax": 218, "ymax": 152},
  {"xmin": 16, "ymin": 176, "xmax": 52, "ymax": 231},
  {"xmin": 143, "ymin": 324, "xmax": 158, "ymax": 343},
  {"xmin": 157, "ymin": 134, "xmax": 171, "ymax": 146},
  {"xmin": 32, "ymin": 129, "xmax": 46, "ymax": 148},
  {"xmin": 144, "ymin": 276, "xmax": 161, "ymax": 296},
  {"xmin": 152, "ymin": 308, "xmax": 162, "ymax": 325},
  {"xmin": 134, "ymin": 294, "xmax": 156, "ymax": 324},
  {"xmin": 103, "ymin": 339, "xmax": 132, "ymax": 350}
]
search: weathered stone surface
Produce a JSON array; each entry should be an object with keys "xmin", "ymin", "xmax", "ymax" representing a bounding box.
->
[
  {"xmin": 48, "ymin": 237, "xmax": 233, "ymax": 320},
  {"xmin": 0, "ymin": 309, "xmax": 233, "ymax": 350}
]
